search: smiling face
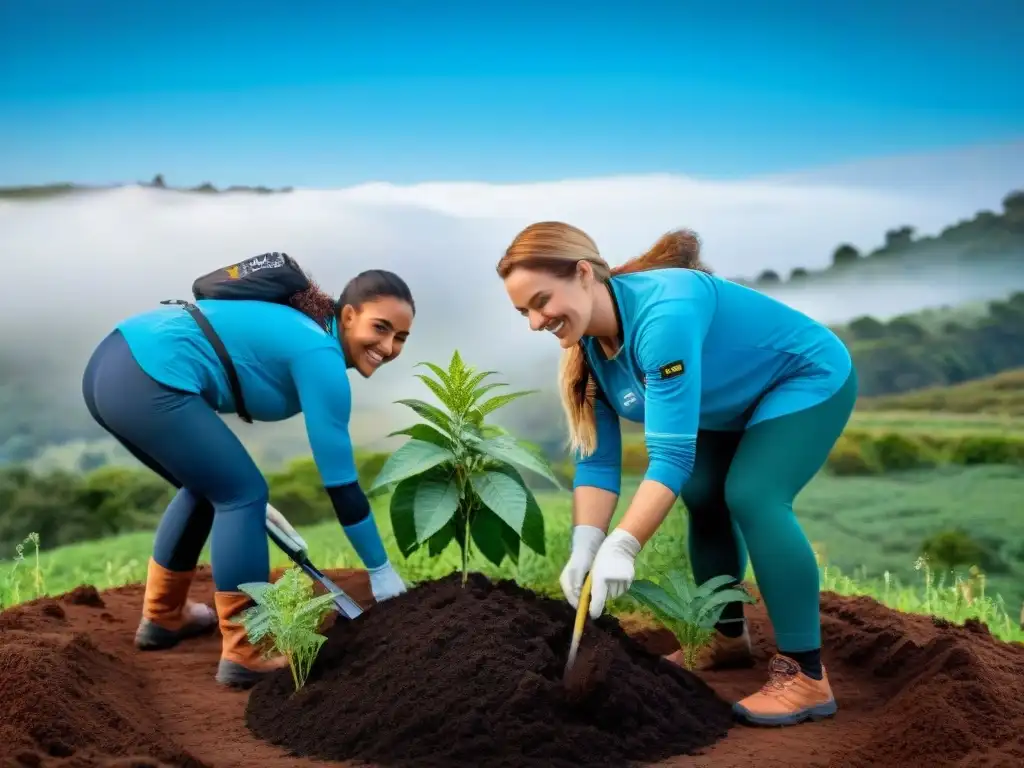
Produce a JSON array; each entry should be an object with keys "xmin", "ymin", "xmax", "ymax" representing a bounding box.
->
[
  {"xmin": 339, "ymin": 296, "xmax": 414, "ymax": 377},
  {"xmin": 503, "ymin": 261, "xmax": 597, "ymax": 349}
]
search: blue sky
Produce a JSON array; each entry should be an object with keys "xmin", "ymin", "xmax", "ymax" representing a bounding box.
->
[{"xmin": 1, "ymin": 0, "xmax": 1022, "ymax": 188}]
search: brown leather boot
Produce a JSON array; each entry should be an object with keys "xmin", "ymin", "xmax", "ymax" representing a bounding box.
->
[
  {"xmin": 134, "ymin": 558, "xmax": 217, "ymax": 650},
  {"xmin": 213, "ymin": 590, "xmax": 289, "ymax": 689}
]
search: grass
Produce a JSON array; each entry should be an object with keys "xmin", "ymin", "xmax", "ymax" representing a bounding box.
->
[
  {"xmin": 2, "ymin": 469, "xmax": 1021, "ymax": 645},
  {"xmin": 856, "ymin": 368, "xmax": 1024, "ymax": 418}
]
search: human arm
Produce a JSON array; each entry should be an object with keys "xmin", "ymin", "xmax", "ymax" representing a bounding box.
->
[
  {"xmin": 587, "ymin": 302, "xmax": 704, "ymax": 617},
  {"xmin": 561, "ymin": 391, "xmax": 623, "ymax": 607},
  {"xmin": 290, "ymin": 347, "xmax": 405, "ymax": 600}
]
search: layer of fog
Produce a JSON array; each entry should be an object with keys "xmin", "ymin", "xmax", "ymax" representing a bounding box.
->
[{"xmin": 1, "ymin": 157, "xmax": 1020, "ymax": 462}]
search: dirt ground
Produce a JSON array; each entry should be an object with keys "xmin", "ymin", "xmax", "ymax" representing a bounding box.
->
[{"xmin": 2, "ymin": 567, "xmax": 1023, "ymax": 768}]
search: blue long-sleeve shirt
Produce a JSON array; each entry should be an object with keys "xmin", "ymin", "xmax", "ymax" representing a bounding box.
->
[
  {"xmin": 116, "ymin": 299, "xmax": 359, "ymax": 487},
  {"xmin": 574, "ymin": 269, "xmax": 852, "ymax": 497}
]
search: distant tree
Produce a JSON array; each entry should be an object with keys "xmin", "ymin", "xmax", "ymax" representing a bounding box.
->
[
  {"xmin": 151, "ymin": 174, "xmax": 166, "ymax": 188},
  {"xmin": 883, "ymin": 226, "xmax": 915, "ymax": 250},
  {"xmin": 831, "ymin": 243, "xmax": 860, "ymax": 267},
  {"xmin": 789, "ymin": 267, "xmax": 809, "ymax": 281},
  {"xmin": 1003, "ymin": 189, "xmax": 1024, "ymax": 229},
  {"xmin": 886, "ymin": 316, "xmax": 928, "ymax": 342},
  {"xmin": 756, "ymin": 269, "xmax": 780, "ymax": 284},
  {"xmin": 848, "ymin": 316, "xmax": 888, "ymax": 341}
]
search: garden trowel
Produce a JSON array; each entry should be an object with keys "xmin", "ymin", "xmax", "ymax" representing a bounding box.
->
[
  {"xmin": 264, "ymin": 503, "xmax": 364, "ymax": 620},
  {"xmin": 564, "ymin": 571, "xmax": 594, "ymax": 679}
]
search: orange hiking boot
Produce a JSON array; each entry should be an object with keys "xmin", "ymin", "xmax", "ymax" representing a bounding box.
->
[
  {"xmin": 694, "ymin": 623, "xmax": 756, "ymax": 671},
  {"xmin": 134, "ymin": 558, "xmax": 217, "ymax": 650},
  {"xmin": 732, "ymin": 654, "xmax": 837, "ymax": 726},
  {"xmin": 213, "ymin": 590, "xmax": 289, "ymax": 689}
]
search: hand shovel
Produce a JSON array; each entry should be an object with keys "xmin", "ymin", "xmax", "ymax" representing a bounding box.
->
[
  {"xmin": 265, "ymin": 503, "xmax": 364, "ymax": 620},
  {"xmin": 563, "ymin": 571, "xmax": 594, "ymax": 679}
]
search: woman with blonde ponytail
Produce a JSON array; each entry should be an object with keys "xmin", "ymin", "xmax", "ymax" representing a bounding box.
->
[{"xmin": 497, "ymin": 222, "xmax": 858, "ymax": 729}]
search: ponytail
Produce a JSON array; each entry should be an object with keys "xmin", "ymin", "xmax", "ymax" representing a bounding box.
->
[{"xmin": 560, "ymin": 228, "xmax": 710, "ymax": 458}]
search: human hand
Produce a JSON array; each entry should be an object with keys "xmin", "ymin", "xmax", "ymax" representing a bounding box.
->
[
  {"xmin": 587, "ymin": 528, "xmax": 641, "ymax": 619},
  {"xmin": 560, "ymin": 525, "xmax": 606, "ymax": 608},
  {"xmin": 368, "ymin": 562, "xmax": 407, "ymax": 602}
]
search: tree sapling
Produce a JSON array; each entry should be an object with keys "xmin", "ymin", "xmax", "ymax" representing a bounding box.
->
[
  {"xmin": 235, "ymin": 567, "xmax": 337, "ymax": 692},
  {"xmin": 628, "ymin": 571, "xmax": 757, "ymax": 669},
  {"xmin": 368, "ymin": 350, "xmax": 561, "ymax": 584}
]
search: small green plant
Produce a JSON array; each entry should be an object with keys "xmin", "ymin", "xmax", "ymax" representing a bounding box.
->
[
  {"xmin": 628, "ymin": 571, "xmax": 757, "ymax": 669},
  {"xmin": 368, "ymin": 350, "xmax": 560, "ymax": 584},
  {"xmin": 1, "ymin": 532, "xmax": 44, "ymax": 609},
  {"xmin": 236, "ymin": 567, "xmax": 337, "ymax": 692}
]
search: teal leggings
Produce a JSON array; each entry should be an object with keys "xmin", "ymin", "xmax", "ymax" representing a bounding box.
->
[{"xmin": 679, "ymin": 368, "xmax": 858, "ymax": 652}]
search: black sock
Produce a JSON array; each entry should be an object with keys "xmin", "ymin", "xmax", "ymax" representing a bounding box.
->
[
  {"xmin": 784, "ymin": 648, "xmax": 822, "ymax": 680},
  {"xmin": 714, "ymin": 602, "xmax": 746, "ymax": 638}
]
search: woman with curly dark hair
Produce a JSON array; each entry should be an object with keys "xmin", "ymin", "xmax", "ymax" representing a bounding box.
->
[{"xmin": 81, "ymin": 256, "xmax": 415, "ymax": 689}]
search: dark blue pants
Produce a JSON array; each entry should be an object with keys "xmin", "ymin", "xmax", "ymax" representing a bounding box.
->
[{"xmin": 81, "ymin": 330, "xmax": 269, "ymax": 592}]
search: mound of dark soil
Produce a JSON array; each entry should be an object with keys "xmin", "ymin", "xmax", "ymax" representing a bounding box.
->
[{"xmin": 245, "ymin": 572, "xmax": 735, "ymax": 768}]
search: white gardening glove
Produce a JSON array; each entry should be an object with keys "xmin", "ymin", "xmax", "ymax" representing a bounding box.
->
[
  {"xmin": 588, "ymin": 528, "xmax": 642, "ymax": 619},
  {"xmin": 560, "ymin": 525, "xmax": 606, "ymax": 608},
  {"xmin": 368, "ymin": 561, "xmax": 407, "ymax": 602}
]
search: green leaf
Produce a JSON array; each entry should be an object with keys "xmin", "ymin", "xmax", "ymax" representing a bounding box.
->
[
  {"xmin": 427, "ymin": 520, "xmax": 455, "ymax": 556},
  {"xmin": 393, "ymin": 398, "xmax": 456, "ymax": 435},
  {"xmin": 521, "ymin": 489, "xmax": 546, "ymax": 556},
  {"xmin": 498, "ymin": 517, "xmax": 521, "ymax": 564},
  {"xmin": 470, "ymin": 470, "xmax": 527, "ymax": 535},
  {"xmin": 694, "ymin": 588, "xmax": 757, "ymax": 627},
  {"xmin": 414, "ymin": 373, "xmax": 457, "ymax": 412},
  {"xmin": 237, "ymin": 581, "xmax": 273, "ymax": 604},
  {"xmin": 692, "ymin": 573, "xmax": 739, "ymax": 601},
  {"xmin": 470, "ymin": 435, "xmax": 561, "ymax": 488},
  {"xmin": 416, "ymin": 361, "xmax": 454, "ymax": 390},
  {"xmin": 412, "ymin": 471, "xmax": 460, "ymax": 543},
  {"xmin": 470, "ymin": 506, "xmax": 507, "ymax": 568},
  {"xmin": 387, "ymin": 423, "xmax": 453, "ymax": 449},
  {"xmin": 368, "ymin": 439, "xmax": 455, "ymax": 494},
  {"xmin": 389, "ymin": 477, "xmax": 422, "ymax": 558},
  {"xmin": 475, "ymin": 389, "xmax": 537, "ymax": 418},
  {"xmin": 628, "ymin": 578, "xmax": 695, "ymax": 623}
]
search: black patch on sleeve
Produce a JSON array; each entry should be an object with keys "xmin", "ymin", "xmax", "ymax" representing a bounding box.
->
[{"xmin": 659, "ymin": 360, "xmax": 685, "ymax": 379}]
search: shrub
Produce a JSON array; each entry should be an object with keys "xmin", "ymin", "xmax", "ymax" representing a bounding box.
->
[
  {"xmin": 826, "ymin": 434, "xmax": 881, "ymax": 476},
  {"xmin": 871, "ymin": 432, "xmax": 936, "ymax": 470},
  {"xmin": 946, "ymin": 435, "xmax": 1024, "ymax": 466}
]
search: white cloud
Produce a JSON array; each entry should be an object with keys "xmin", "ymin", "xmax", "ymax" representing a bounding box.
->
[{"xmin": 0, "ymin": 141, "xmax": 1019, "ymax": 450}]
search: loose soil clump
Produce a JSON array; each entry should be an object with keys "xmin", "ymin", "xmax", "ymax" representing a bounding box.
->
[
  {"xmin": 245, "ymin": 572, "xmax": 735, "ymax": 768},
  {"xmin": 1, "ymin": 566, "xmax": 1023, "ymax": 767}
]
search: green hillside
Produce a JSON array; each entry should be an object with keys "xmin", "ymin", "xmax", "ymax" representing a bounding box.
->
[
  {"xmin": 858, "ymin": 367, "xmax": 1024, "ymax": 417},
  {"xmin": 733, "ymin": 188, "xmax": 1024, "ymax": 286}
]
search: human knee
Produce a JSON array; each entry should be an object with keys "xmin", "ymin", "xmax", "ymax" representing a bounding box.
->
[
  {"xmin": 723, "ymin": 477, "xmax": 774, "ymax": 527},
  {"xmin": 214, "ymin": 476, "xmax": 269, "ymax": 514}
]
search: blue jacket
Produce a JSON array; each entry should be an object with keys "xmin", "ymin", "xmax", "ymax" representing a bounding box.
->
[
  {"xmin": 117, "ymin": 300, "xmax": 358, "ymax": 486},
  {"xmin": 573, "ymin": 269, "xmax": 852, "ymax": 497}
]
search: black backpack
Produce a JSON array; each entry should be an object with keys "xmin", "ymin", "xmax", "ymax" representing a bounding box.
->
[{"xmin": 161, "ymin": 252, "xmax": 319, "ymax": 423}]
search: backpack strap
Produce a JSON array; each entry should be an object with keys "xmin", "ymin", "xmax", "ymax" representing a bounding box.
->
[{"xmin": 160, "ymin": 299, "xmax": 253, "ymax": 423}]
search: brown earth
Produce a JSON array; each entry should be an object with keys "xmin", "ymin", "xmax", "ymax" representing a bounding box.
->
[{"xmin": 1, "ymin": 566, "xmax": 1023, "ymax": 768}]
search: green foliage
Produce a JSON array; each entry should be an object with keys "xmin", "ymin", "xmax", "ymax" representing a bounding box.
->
[
  {"xmin": 369, "ymin": 350, "xmax": 557, "ymax": 584},
  {"xmin": 0, "ymin": 532, "xmax": 44, "ymax": 610},
  {"xmin": 236, "ymin": 568, "xmax": 337, "ymax": 692},
  {"xmin": 628, "ymin": 571, "xmax": 757, "ymax": 669},
  {"xmin": 839, "ymin": 292, "xmax": 1024, "ymax": 398},
  {"xmin": 920, "ymin": 529, "xmax": 985, "ymax": 574},
  {"xmin": 2, "ymin": 467, "xmax": 1024, "ymax": 645}
]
